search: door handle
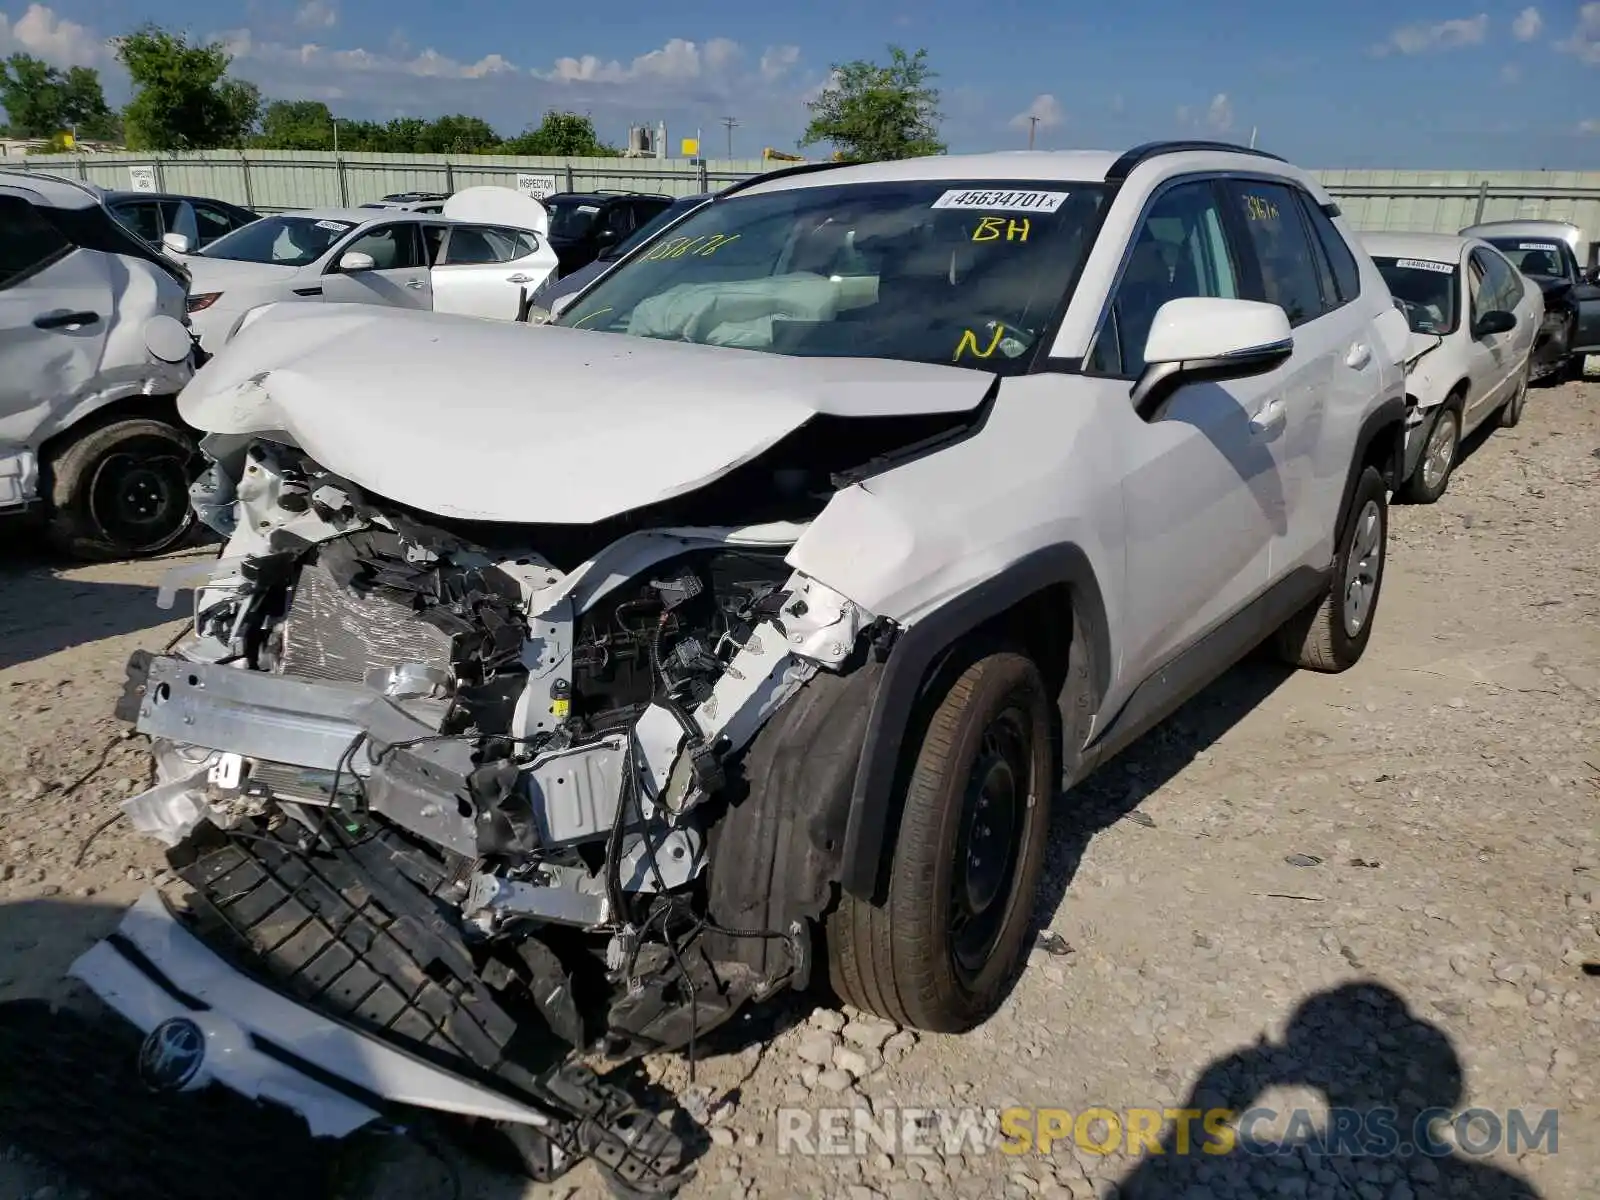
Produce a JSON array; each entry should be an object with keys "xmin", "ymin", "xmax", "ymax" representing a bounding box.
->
[
  {"xmin": 34, "ymin": 310, "xmax": 100, "ymax": 330},
  {"xmin": 405, "ymin": 278, "xmax": 426, "ymax": 289},
  {"xmin": 1248, "ymin": 398, "xmax": 1286, "ymax": 435},
  {"xmin": 506, "ymin": 273, "xmax": 534, "ymax": 284},
  {"xmin": 1345, "ymin": 342, "xmax": 1371, "ymax": 369}
]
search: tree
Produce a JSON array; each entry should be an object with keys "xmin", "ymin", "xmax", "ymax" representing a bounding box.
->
[
  {"xmin": 800, "ymin": 45, "xmax": 945, "ymax": 163},
  {"xmin": 503, "ymin": 110, "xmax": 618, "ymax": 156},
  {"xmin": 113, "ymin": 25, "xmax": 260, "ymax": 150},
  {"xmin": 0, "ymin": 54, "xmax": 119, "ymax": 141},
  {"xmin": 417, "ymin": 113, "xmax": 501, "ymax": 154},
  {"xmin": 253, "ymin": 99, "xmax": 335, "ymax": 150}
]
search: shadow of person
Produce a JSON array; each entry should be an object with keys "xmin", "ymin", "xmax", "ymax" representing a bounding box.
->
[{"xmin": 1117, "ymin": 982, "xmax": 1544, "ymax": 1200}]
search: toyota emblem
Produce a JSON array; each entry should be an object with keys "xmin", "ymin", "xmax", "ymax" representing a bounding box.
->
[{"xmin": 137, "ymin": 1017, "xmax": 206, "ymax": 1092}]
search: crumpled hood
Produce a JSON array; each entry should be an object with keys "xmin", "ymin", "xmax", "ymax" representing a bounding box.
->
[{"xmin": 177, "ymin": 302, "xmax": 997, "ymax": 524}]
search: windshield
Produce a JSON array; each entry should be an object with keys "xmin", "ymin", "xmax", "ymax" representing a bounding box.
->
[
  {"xmin": 1373, "ymin": 256, "xmax": 1459, "ymax": 335},
  {"xmin": 1484, "ymin": 237, "xmax": 1567, "ymax": 278},
  {"xmin": 553, "ymin": 179, "xmax": 1110, "ymax": 372},
  {"xmin": 546, "ymin": 199, "xmax": 604, "ymax": 240},
  {"xmin": 605, "ymin": 198, "xmax": 704, "ymax": 261},
  {"xmin": 200, "ymin": 215, "xmax": 356, "ymax": 267}
]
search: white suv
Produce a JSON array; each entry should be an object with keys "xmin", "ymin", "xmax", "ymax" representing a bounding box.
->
[
  {"xmin": 78, "ymin": 142, "xmax": 1410, "ymax": 1193},
  {"xmin": 0, "ymin": 170, "xmax": 199, "ymax": 558}
]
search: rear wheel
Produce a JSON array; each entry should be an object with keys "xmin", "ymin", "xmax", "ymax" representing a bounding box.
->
[
  {"xmin": 1273, "ymin": 465, "xmax": 1388, "ymax": 673},
  {"xmin": 1496, "ymin": 362, "xmax": 1530, "ymax": 428},
  {"xmin": 46, "ymin": 417, "xmax": 198, "ymax": 560},
  {"xmin": 826, "ymin": 648, "xmax": 1052, "ymax": 1032}
]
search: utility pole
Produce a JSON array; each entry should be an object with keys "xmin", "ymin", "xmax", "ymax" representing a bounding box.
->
[
  {"xmin": 721, "ymin": 115, "xmax": 738, "ymax": 159},
  {"xmin": 332, "ymin": 116, "xmax": 340, "ymax": 154},
  {"xmin": 1027, "ymin": 115, "xmax": 1039, "ymax": 150},
  {"xmin": 1249, "ymin": 125, "xmax": 1258, "ymax": 149}
]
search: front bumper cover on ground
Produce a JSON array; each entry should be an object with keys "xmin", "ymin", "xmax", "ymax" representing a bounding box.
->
[{"xmin": 69, "ymin": 890, "xmax": 560, "ymax": 1138}]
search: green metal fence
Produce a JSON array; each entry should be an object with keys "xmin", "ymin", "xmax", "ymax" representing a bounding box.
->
[{"xmin": 13, "ymin": 151, "xmax": 1600, "ymax": 238}]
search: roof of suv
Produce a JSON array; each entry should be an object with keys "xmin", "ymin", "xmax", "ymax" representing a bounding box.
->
[{"xmin": 725, "ymin": 143, "xmax": 1320, "ymax": 200}]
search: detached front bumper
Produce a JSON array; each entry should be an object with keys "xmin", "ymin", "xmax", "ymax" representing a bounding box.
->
[{"xmin": 69, "ymin": 890, "xmax": 559, "ymax": 1138}]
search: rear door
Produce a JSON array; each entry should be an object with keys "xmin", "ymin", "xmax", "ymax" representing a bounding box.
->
[
  {"xmin": 431, "ymin": 224, "xmax": 558, "ymax": 320},
  {"xmin": 0, "ymin": 194, "xmax": 114, "ymax": 501},
  {"xmin": 320, "ymin": 221, "xmax": 433, "ymax": 310}
]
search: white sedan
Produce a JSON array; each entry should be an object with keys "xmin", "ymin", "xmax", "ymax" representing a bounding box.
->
[
  {"xmin": 174, "ymin": 187, "xmax": 558, "ymax": 353},
  {"xmin": 1363, "ymin": 231, "xmax": 1541, "ymax": 503}
]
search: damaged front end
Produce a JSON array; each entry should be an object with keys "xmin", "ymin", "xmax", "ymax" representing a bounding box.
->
[{"xmin": 73, "ymin": 430, "xmax": 900, "ymax": 1192}]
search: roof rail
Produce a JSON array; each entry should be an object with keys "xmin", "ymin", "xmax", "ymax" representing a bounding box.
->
[
  {"xmin": 1105, "ymin": 140, "xmax": 1287, "ymax": 183},
  {"xmin": 716, "ymin": 158, "xmax": 858, "ymax": 199}
]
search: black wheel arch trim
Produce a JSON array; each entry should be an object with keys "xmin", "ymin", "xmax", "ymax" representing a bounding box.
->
[
  {"xmin": 1338, "ymin": 395, "xmax": 1405, "ymax": 533},
  {"xmin": 839, "ymin": 542, "xmax": 1110, "ymax": 902}
]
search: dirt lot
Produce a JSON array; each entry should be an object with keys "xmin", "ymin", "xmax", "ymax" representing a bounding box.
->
[{"xmin": 1, "ymin": 377, "xmax": 1596, "ymax": 1200}]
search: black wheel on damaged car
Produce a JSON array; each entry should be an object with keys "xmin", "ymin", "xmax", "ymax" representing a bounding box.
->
[
  {"xmin": 1273, "ymin": 465, "xmax": 1387, "ymax": 673},
  {"xmin": 1398, "ymin": 401, "xmax": 1459, "ymax": 504},
  {"xmin": 46, "ymin": 417, "xmax": 199, "ymax": 560},
  {"xmin": 826, "ymin": 647, "xmax": 1053, "ymax": 1032}
]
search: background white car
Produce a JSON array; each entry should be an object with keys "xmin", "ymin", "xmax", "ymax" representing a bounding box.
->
[
  {"xmin": 1364, "ymin": 232, "xmax": 1540, "ymax": 503},
  {"xmin": 0, "ymin": 169, "xmax": 199, "ymax": 559},
  {"xmin": 178, "ymin": 186, "xmax": 558, "ymax": 352}
]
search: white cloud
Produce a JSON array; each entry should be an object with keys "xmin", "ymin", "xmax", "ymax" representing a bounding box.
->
[
  {"xmin": 758, "ymin": 44, "xmax": 800, "ymax": 83},
  {"xmin": 1177, "ymin": 93, "xmax": 1234, "ymax": 133},
  {"xmin": 1511, "ymin": 6, "xmax": 1541, "ymax": 40},
  {"xmin": 1579, "ymin": 117, "xmax": 1600, "ymax": 133},
  {"xmin": 1009, "ymin": 94, "xmax": 1064, "ymax": 132},
  {"xmin": 0, "ymin": 3, "xmax": 109, "ymax": 66},
  {"xmin": 1557, "ymin": 2, "xmax": 1600, "ymax": 64},
  {"xmin": 294, "ymin": 0, "xmax": 337, "ymax": 31},
  {"xmin": 1370, "ymin": 13, "xmax": 1488, "ymax": 56}
]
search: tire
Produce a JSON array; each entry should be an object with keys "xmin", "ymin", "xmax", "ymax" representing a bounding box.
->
[
  {"xmin": 825, "ymin": 648, "xmax": 1053, "ymax": 1032},
  {"xmin": 1273, "ymin": 465, "xmax": 1388, "ymax": 673},
  {"xmin": 1398, "ymin": 403, "xmax": 1459, "ymax": 504},
  {"xmin": 1496, "ymin": 362, "xmax": 1530, "ymax": 429},
  {"xmin": 46, "ymin": 417, "xmax": 199, "ymax": 560}
]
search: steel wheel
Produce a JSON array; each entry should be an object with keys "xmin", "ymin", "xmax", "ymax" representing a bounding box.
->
[
  {"xmin": 1342, "ymin": 498, "xmax": 1383, "ymax": 638},
  {"xmin": 948, "ymin": 710, "xmax": 1029, "ymax": 983}
]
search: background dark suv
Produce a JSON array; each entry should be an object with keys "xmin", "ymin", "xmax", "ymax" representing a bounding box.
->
[{"xmin": 542, "ymin": 191, "xmax": 674, "ymax": 276}]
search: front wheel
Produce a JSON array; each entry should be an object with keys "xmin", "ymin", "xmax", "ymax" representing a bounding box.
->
[
  {"xmin": 1273, "ymin": 465, "xmax": 1388, "ymax": 673},
  {"xmin": 1398, "ymin": 404, "xmax": 1458, "ymax": 504},
  {"xmin": 826, "ymin": 648, "xmax": 1053, "ymax": 1032},
  {"xmin": 46, "ymin": 417, "xmax": 199, "ymax": 561}
]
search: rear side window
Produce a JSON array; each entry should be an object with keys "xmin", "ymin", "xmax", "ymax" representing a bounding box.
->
[
  {"xmin": 440, "ymin": 225, "xmax": 532, "ymax": 265},
  {"xmin": 1224, "ymin": 180, "xmax": 1327, "ymax": 327},
  {"xmin": 1300, "ymin": 198, "xmax": 1361, "ymax": 303},
  {"xmin": 0, "ymin": 195, "xmax": 73, "ymax": 288}
]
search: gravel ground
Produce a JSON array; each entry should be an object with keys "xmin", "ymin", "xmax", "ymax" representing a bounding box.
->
[{"xmin": 1, "ymin": 376, "xmax": 1596, "ymax": 1200}]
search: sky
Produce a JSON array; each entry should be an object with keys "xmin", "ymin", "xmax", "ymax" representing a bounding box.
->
[{"xmin": 1, "ymin": 0, "xmax": 1597, "ymax": 168}]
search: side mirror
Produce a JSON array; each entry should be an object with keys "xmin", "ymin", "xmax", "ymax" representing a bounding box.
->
[
  {"xmin": 1132, "ymin": 297, "xmax": 1294, "ymax": 421},
  {"xmin": 1472, "ymin": 309, "xmax": 1516, "ymax": 338},
  {"xmin": 547, "ymin": 292, "xmax": 579, "ymax": 319},
  {"xmin": 338, "ymin": 250, "xmax": 377, "ymax": 272},
  {"xmin": 162, "ymin": 231, "xmax": 192, "ymax": 255}
]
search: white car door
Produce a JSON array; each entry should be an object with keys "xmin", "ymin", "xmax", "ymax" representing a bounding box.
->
[
  {"xmin": 1462, "ymin": 248, "xmax": 1513, "ymax": 424},
  {"xmin": 1088, "ymin": 178, "xmax": 1279, "ymax": 686},
  {"xmin": 431, "ymin": 224, "xmax": 558, "ymax": 320},
  {"xmin": 0, "ymin": 195, "xmax": 114, "ymax": 504},
  {"xmin": 320, "ymin": 221, "xmax": 433, "ymax": 311}
]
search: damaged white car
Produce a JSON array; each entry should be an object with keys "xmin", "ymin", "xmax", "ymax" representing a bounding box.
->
[{"xmin": 75, "ymin": 143, "xmax": 1410, "ymax": 1195}]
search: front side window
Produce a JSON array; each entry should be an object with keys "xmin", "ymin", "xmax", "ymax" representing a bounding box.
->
[
  {"xmin": 555, "ymin": 179, "xmax": 1110, "ymax": 373},
  {"xmin": 114, "ymin": 200, "xmax": 163, "ymax": 246},
  {"xmin": 203, "ymin": 215, "xmax": 357, "ymax": 267},
  {"xmin": 1467, "ymin": 253, "xmax": 1490, "ymax": 325},
  {"xmin": 340, "ymin": 222, "xmax": 424, "ymax": 270},
  {"xmin": 1372, "ymin": 256, "xmax": 1459, "ymax": 335},
  {"xmin": 193, "ymin": 203, "xmax": 239, "ymax": 248},
  {"xmin": 1484, "ymin": 237, "xmax": 1567, "ymax": 280},
  {"xmin": 546, "ymin": 199, "xmax": 604, "ymax": 240},
  {"xmin": 1089, "ymin": 179, "xmax": 1239, "ymax": 377},
  {"xmin": 0, "ymin": 195, "xmax": 72, "ymax": 287},
  {"xmin": 1480, "ymin": 248, "xmax": 1524, "ymax": 311},
  {"xmin": 1225, "ymin": 180, "xmax": 1327, "ymax": 327}
]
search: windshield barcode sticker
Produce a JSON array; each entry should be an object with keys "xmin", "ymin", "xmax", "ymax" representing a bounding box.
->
[
  {"xmin": 1517, "ymin": 242, "xmax": 1559, "ymax": 252},
  {"xmin": 932, "ymin": 189, "xmax": 1069, "ymax": 213},
  {"xmin": 315, "ymin": 220, "xmax": 353, "ymax": 231},
  {"xmin": 1394, "ymin": 258, "xmax": 1454, "ymax": 274}
]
